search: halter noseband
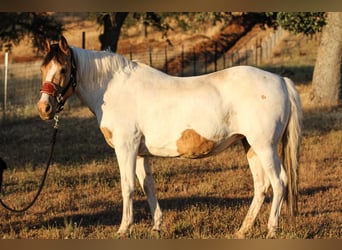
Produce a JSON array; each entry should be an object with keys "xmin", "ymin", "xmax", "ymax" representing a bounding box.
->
[{"xmin": 40, "ymin": 48, "xmax": 77, "ymax": 113}]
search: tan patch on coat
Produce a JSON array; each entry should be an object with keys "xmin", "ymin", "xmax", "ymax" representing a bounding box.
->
[
  {"xmin": 247, "ymin": 147, "xmax": 256, "ymax": 159},
  {"xmin": 100, "ymin": 127, "xmax": 114, "ymax": 148},
  {"xmin": 261, "ymin": 95, "xmax": 267, "ymax": 100},
  {"xmin": 176, "ymin": 129, "xmax": 215, "ymax": 158}
]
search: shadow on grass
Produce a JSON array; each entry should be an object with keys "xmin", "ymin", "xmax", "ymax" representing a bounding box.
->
[
  {"xmin": 2, "ymin": 183, "xmax": 338, "ymax": 237},
  {"xmin": 1, "ymin": 195, "xmax": 253, "ymax": 235},
  {"xmin": 0, "ymin": 114, "xmax": 113, "ymax": 170},
  {"xmin": 302, "ymin": 108, "xmax": 342, "ymax": 136},
  {"xmin": 299, "ymin": 185, "xmax": 336, "ymax": 197}
]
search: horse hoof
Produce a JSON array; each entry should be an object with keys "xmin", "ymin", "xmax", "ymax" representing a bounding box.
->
[
  {"xmin": 234, "ymin": 231, "xmax": 246, "ymax": 239},
  {"xmin": 266, "ymin": 231, "xmax": 277, "ymax": 239},
  {"xmin": 116, "ymin": 227, "xmax": 131, "ymax": 237},
  {"xmin": 150, "ymin": 228, "xmax": 162, "ymax": 238},
  {"xmin": 152, "ymin": 224, "xmax": 161, "ymax": 232}
]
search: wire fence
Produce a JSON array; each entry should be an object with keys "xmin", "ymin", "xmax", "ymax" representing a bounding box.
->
[{"xmin": 0, "ymin": 28, "xmax": 287, "ymax": 121}]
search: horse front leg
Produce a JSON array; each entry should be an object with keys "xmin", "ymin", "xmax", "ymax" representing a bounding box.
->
[
  {"xmin": 114, "ymin": 138, "xmax": 140, "ymax": 235},
  {"xmin": 136, "ymin": 156, "xmax": 163, "ymax": 232}
]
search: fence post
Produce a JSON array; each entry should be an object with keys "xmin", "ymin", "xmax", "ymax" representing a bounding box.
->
[
  {"xmin": 164, "ymin": 45, "xmax": 168, "ymax": 74},
  {"xmin": 204, "ymin": 49, "xmax": 207, "ymax": 73},
  {"xmin": 244, "ymin": 46, "xmax": 248, "ymax": 65},
  {"xmin": 214, "ymin": 43, "xmax": 217, "ymax": 72},
  {"xmin": 2, "ymin": 51, "xmax": 8, "ymax": 121},
  {"xmin": 181, "ymin": 45, "xmax": 184, "ymax": 76},
  {"xmin": 236, "ymin": 49, "xmax": 240, "ymax": 65},
  {"xmin": 149, "ymin": 46, "xmax": 152, "ymax": 66},
  {"xmin": 129, "ymin": 46, "xmax": 133, "ymax": 60},
  {"xmin": 193, "ymin": 48, "xmax": 196, "ymax": 75},
  {"xmin": 230, "ymin": 53, "xmax": 234, "ymax": 67},
  {"xmin": 255, "ymin": 39, "xmax": 258, "ymax": 66},
  {"xmin": 223, "ymin": 53, "xmax": 226, "ymax": 69},
  {"xmin": 82, "ymin": 31, "xmax": 86, "ymax": 49},
  {"xmin": 260, "ymin": 39, "xmax": 263, "ymax": 65}
]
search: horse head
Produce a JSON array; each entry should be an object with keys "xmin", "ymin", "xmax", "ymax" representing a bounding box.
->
[{"xmin": 37, "ymin": 36, "xmax": 76, "ymax": 120}]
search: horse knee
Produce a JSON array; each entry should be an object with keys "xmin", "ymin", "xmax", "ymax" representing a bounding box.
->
[{"xmin": 272, "ymin": 178, "xmax": 286, "ymax": 198}]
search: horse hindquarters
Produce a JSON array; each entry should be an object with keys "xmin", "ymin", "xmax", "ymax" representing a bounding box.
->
[
  {"xmin": 258, "ymin": 77, "xmax": 301, "ymax": 238},
  {"xmin": 238, "ymin": 77, "xmax": 302, "ymax": 238}
]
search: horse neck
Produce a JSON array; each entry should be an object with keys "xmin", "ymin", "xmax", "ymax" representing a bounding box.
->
[
  {"xmin": 71, "ymin": 47, "xmax": 137, "ymax": 118},
  {"xmin": 71, "ymin": 47, "xmax": 108, "ymax": 114}
]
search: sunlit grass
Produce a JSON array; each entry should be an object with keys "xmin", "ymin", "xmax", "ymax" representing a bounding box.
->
[{"xmin": 0, "ymin": 101, "xmax": 340, "ymax": 238}]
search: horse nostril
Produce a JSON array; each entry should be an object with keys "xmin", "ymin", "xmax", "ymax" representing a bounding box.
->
[{"xmin": 45, "ymin": 104, "xmax": 52, "ymax": 113}]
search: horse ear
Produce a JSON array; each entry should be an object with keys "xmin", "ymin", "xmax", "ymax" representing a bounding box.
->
[
  {"xmin": 59, "ymin": 36, "xmax": 69, "ymax": 55},
  {"xmin": 43, "ymin": 40, "xmax": 50, "ymax": 53}
]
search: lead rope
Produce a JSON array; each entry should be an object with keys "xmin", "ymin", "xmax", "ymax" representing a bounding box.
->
[{"xmin": 0, "ymin": 115, "xmax": 59, "ymax": 213}]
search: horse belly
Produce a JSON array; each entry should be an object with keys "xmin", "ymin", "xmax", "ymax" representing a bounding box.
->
[
  {"xmin": 139, "ymin": 143, "xmax": 179, "ymax": 157},
  {"xmin": 140, "ymin": 128, "xmax": 239, "ymax": 159}
]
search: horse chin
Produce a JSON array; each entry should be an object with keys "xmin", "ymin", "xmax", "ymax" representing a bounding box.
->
[{"xmin": 38, "ymin": 112, "xmax": 55, "ymax": 121}]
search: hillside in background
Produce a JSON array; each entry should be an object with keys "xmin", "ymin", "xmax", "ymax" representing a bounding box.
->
[
  {"xmin": 0, "ymin": 13, "xmax": 322, "ymax": 111},
  {"xmin": 0, "ymin": 13, "xmax": 274, "ymax": 64}
]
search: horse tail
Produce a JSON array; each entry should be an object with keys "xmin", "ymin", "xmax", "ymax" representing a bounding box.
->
[{"xmin": 282, "ymin": 77, "xmax": 303, "ymax": 217}]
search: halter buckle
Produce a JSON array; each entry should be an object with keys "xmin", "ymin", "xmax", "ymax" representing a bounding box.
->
[
  {"xmin": 54, "ymin": 115, "xmax": 59, "ymax": 129},
  {"xmin": 56, "ymin": 94, "xmax": 64, "ymax": 104}
]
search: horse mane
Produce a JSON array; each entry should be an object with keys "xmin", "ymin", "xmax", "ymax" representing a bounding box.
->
[{"xmin": 71, "ymin": 47, "xmax": 138, "ymax": 87}]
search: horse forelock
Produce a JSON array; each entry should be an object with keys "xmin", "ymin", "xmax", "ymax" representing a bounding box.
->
[{"xmin": 42, "ymin": 44, "xmax": 67, "ymax": 66}]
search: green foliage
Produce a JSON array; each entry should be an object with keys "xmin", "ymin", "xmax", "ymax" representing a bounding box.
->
[
  {"xmin": 267, "ymin": 12, "xmax": 326, "ymax": 35},
  {"xmin": 0, "ymin": 12, "xmax": 63, "ymax": 52},
  {"xmin": 171, "ymin": 12, "xmax": 232, "ymax": 31},
  {"xmin": 133, "ymin": 12, "xmax": 173, "ymax": 41}
]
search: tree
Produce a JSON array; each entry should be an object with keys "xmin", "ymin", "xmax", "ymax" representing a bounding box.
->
[
  {"xmin": 311, "ymin": 12, "xmax": 342, "ymax": 106},
  {"xmin": 97, "ymin": 12, "xmax": 177, "ymax": 52},
  {"xmin": 268, "ymin": 12, "xmax": 326, "ymax": 36},
  {"xmin": 97, "ymin": 12, "xmax": 128, "ymax": 52},
  {"xmin": 0, "ymin": 12, "xmax": 63, "ymax": 52},
  {"xmin": 268, "ymin": 12, "xmax": 342, "ymax": 106},
  {"xmin": 96, "ymin": 12, "xmax": 233, "ymax": 52}
]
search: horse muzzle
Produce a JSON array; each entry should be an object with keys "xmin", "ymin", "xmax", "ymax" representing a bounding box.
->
[{"xmin": 37, "ymin": 98, "xmax": 56, "ymax": 120}]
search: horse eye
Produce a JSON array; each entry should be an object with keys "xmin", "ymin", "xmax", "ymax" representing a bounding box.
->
[{"xmin": 61, "ymin": 68, "xmax": 67, "ymax": 74}]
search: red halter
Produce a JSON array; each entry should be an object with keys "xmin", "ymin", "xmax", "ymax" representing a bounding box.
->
[{"xmin": 40, "ymin": 82, "xmax": 58, "ymax": 97}]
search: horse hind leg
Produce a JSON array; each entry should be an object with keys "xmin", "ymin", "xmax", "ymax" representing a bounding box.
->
[
  {"xmin": 253, "ymin": 144, "xmax": 288, "ymax": 238},
  {"xmin": 235, "ymin": 139, "xmax": 270, "ymax": 239},
  {"xmin": 135, "ymin": 156, "xmax": 163, "ymax": 232}
]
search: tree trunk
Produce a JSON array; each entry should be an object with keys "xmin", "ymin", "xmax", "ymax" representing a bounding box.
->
[
  {"xmin": 99, "ymin": 12, "xmax": 128, "ymax": 52},
  {"xmin": 311, "ymin": 12, "xmax": 342, "ymax": 106}
]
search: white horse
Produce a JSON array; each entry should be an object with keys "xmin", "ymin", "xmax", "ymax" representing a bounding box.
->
[{"xmin": 37, "ymin": 36, "xmax": 302, "ymax": 238}]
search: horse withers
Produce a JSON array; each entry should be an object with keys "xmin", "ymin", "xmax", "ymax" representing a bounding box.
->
[{"xmin": 37, "ymin": 36, "xmax": 302, "ymax": 238}]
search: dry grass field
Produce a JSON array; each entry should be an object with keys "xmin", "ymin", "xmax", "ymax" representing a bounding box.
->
[
  {"xmin": 0, "ymin": 16, "xmax": 341, "ymax": 239},
  {"xmin": 0, "ymin": 93, "xmax": 340, "ymax": 239}
]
